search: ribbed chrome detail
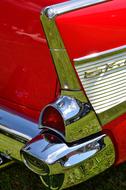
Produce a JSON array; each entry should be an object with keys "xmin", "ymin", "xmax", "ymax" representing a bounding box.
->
[{"xmin": 74, "ymin": 46, "xmax": 126, "ymax": 113}]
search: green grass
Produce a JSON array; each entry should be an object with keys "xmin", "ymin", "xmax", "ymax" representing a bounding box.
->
[{"xmin": 1, "ymin": 163, "xmax": 126, "ymax": 190}]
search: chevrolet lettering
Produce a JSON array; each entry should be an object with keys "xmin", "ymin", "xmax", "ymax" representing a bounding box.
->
[{"xmin": 84, "ymin": 58, "xmax": 126, "ymax": 78}]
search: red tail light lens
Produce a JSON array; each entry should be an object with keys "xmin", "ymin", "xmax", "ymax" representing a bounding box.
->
[{"xmin": 42, "ymin": 106, "xmax": 65, "ymax": 133}]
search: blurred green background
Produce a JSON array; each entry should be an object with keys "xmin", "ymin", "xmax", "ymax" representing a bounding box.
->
[{"xmin": 1, "ymin": 163, "xmax": 126, "ymax": 190}]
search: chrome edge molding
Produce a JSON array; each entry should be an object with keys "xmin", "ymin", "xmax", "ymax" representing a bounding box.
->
[
  {"xmin": 41, "ymin": 11, "xmax": 81, "ymax": 91},
  {"xmin": 44, "ymin": 0, "xmax": 108, "ymax": 19},
  {"xmin": 0, "ymin": 108, "xmax": 41, "ymax": 141},
  {"xmin": 74, "ymin": 45, "xmax": 126, "ymax": 63}
]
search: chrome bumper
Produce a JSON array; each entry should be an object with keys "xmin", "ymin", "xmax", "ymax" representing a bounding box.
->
[
  {"xmin": 0, "ymin": 108, "xmax": 115, "ymax": 189},
  {"xmin": 21, "ymin": 133, "xmax": 115, "ymax": 189}
]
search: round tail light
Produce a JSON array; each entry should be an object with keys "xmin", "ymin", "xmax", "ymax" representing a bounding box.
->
[{"xmin": 42, "ymin": 106, "xmax": 65, "ymax": 133}]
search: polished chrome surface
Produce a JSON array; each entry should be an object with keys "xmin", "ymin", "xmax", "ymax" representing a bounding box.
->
[
  {"xmin": 44, "ymin": 0, "xmax": 108, "ymax": 18},
  {"xmin": 0, "ymin": 108, "xmax": 41, "ymax": 142},
  {"xmin": 0, "ymin": 108, "xmax": 41, "ymax": 161},
  {"xmin": 21, "ymin": 133, "xmax": 106, "ymax": 172},
  {"xmin": 41, "ymin": 13, "xmax": 81, "ymax": 91},
  {"xmin": 0, "ymin": 107, "xmax": 115, "ymax": 189},
  {"xmin": 74, "ymin": 45, "xmax": 126, "ymax": 113},
  {"xmin": 74, "ymin": 45, "xmax": 126, "ymax": 63},
  {"xmin": 40, "ymin": 96, "xmax": 91, "ymax": 127},
  {"xmin": 22, "ymin": 133, "xmax": 115, "ymax": 189},
  {"xmin": 39, "ymin": 95, "xmax": 101, "ymax": 142}
]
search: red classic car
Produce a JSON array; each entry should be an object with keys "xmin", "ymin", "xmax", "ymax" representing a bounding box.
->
[{"xmin": 0, "ymin": 0, "xmax": 126, "ymax": 189}]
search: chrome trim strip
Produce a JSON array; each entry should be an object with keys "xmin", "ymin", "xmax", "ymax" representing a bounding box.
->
[
  {"xmin": 74, "ymin": 45, "xmax": 126, "ymax": 63},
  {"xmin": 41, "ymin": 13, "xmax": 81, "ymax": 90},
  {"xmin": 0, "ymin": 125, "xmax": 31, "ymax": 142},
  {"xmin": 0, "ymin": 108, "xmax": 41, "ymax": 161},
  {"xmin": 44, "ymin": 0, "xmax": 108, "ymax": 19},
  {"xmin": 0, "ymin": 108, "xmax": 41, "ymax": 142}
]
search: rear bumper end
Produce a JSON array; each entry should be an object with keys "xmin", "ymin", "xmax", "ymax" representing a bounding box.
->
[
  {"xmin": 21, "ymin": 132, "xmax": 115, "ymax": 189},
  {"xmin": 0, "ymin": 107, "xmax": 115, "ymax": 189}
]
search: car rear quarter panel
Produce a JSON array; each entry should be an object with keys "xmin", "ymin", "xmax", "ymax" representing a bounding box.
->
[
  {"xmin": 0, "ymin": 0, "xmax": 66, "ymax": 120},
  {"xmin": 0, "ymin": 0, "xmax": 126, "ymax": 164},
  {"xmin": 55, "ymin": 0, "xmax": 126, "ymax": 164}
]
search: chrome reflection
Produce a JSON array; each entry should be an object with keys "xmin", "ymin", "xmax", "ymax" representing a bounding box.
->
[
  {"xmin": 40, "ymin": 96, "xmax": 91, "ymax": 126},
  {"xmin": 0, "ymin": 107, "xmax": 41, "ymax": 161},
  {"xmin": 21, "ymin": 133, "xmax": 106, "ymax": 175},
  {"xmin": 0, "ymin": 108, "xmax": 41, "ymax": 142},
  {"xmin": 0, "ymin": 107, "xmax": 115, "ymax": 189}
]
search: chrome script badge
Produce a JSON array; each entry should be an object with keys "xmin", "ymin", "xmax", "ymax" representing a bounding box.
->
[{"xmin": 84, "ymin": 59, "xmax": 126, "ymax": 78}]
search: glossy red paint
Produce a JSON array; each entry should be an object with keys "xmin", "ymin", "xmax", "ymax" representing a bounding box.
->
[
  {"xmin": 103, "ymin": 113, "xmax": 126, "ymax": 165},
  {"xmin": 56, "ymin": 0, "xmax": 126, "ymax": 60},
  {"xmin": 0, "ymin": 0, "xmax": 66, "ymax": 120}
]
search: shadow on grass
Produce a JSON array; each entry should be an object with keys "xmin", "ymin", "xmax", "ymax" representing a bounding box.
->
[{"xmin": 1, "ymin": 162, "xmax": 126, "ymax": 190}]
